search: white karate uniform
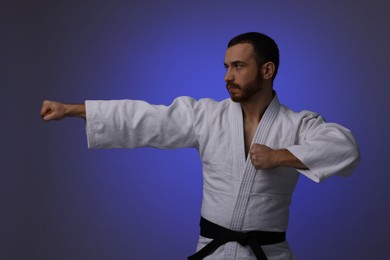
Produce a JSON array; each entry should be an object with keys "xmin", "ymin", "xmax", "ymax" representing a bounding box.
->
[{"xmin": 85, "ymin": 94, "xmax": 360, "ymax": 260}]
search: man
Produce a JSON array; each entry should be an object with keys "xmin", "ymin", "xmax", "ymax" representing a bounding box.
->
[{"xmin": 40, "ymin": 32, "xmax": 360, "ymax": 260}]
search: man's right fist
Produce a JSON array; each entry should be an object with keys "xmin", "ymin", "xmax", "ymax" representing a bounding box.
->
[{"xmin": 40, "ymin": 100, "xmax": 67, "ymax": 121}]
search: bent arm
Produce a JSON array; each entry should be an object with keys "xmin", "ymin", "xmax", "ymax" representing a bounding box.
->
[
  {"xmin": 250, "ymin": 113, "xmax": 360, "ymax": 182},
  {"xmin": 40, "ymin": 100, "xmax": 85, "ymax": 121},
  {"xmin": 287, "ymin": 115, "xmax": 361, "ymax": 182},
  {"xmin": 250, "ymin": 144, "xmax": 308, "ymax": 170}
]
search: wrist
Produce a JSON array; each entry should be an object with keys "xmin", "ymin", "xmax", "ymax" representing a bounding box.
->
[
  {"xmin": 65, "ymin": 104, "xmax": 86, "ymax": 119},
  {"xmin": 271, "ymin": 149, "xmax": 287, "ymax": 168},
  {"xmin": 274, "ymin": 148, "xmax": 308, "ymax": 170}
]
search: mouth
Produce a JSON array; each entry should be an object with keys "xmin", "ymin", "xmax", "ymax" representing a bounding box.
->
[{"xmin": 226, "ymin": 83, "xmax": 240, "ymax": 90}]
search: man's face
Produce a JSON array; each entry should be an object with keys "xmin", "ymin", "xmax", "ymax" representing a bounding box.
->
[{"xmin": 224, "ymin": 43, "xmax": 263, "ymax": 103}]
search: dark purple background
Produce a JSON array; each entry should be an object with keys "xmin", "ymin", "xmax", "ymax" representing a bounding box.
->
[{"xmin": 2, "ymin": 0, "xmax": 389, "ymax": 259}]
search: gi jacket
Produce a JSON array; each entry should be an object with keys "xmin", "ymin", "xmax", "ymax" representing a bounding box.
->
[{"xmin": 85, "ymin": 94, "xmax": 360, "ymax": 260}]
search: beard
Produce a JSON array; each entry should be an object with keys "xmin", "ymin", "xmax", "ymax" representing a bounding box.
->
[{"xmin": 226, "ymin": 75, "xmax": 263, "ymax": 103}]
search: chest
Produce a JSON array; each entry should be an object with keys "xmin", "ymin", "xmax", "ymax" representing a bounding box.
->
[
  {"xmin": 243, "ymin": 120, "xmax": 259, "ymax": 157},
  {"xmin": 198, "ymin": 107, "xmax": 300, "ymax": 196}
]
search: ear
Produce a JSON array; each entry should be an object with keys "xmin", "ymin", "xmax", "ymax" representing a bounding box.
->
[{"xmin": 261, "ymin": 62, "xmax": 276, "ymax": 81}]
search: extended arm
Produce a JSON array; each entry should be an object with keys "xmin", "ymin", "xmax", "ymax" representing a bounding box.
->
[
  {"xmin": 85, "ymin": 97, "xmax": 202, "ymax": 149},
  {"xmin": 40, "ymin": 100, "xmax": 86, "ymax": 121}
]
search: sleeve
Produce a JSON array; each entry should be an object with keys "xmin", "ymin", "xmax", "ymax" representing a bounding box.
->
[
  {"xmin": 85, "ymin": 96, "xmax": 204, "ymax": 149},
  {"xmin": 287, "ymin": 112, "xmax": 361, "ymax": 183}
]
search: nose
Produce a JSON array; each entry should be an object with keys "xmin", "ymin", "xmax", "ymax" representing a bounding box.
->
[{"xmin": 224, "ymin": 68, "xmax": 234, "ymax": 83}]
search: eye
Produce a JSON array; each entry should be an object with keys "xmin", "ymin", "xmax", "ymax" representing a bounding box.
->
[{"xmin": 232, "ymin": 62, "xmax": 245, "ymax": 70}]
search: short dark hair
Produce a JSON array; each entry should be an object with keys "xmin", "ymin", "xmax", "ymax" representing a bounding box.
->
[{"xmin": 228, "ymin": 32, "xmax": 279, "ymax": 81}]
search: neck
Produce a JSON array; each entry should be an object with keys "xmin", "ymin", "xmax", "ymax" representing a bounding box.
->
[{"xmin": 240, "ymin": 87, "xmax": 274, "ymax": 124}]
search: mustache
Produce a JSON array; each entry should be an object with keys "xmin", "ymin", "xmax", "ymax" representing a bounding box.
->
[{"xmin": 226, "ymin": 83, "xmax": 241, "ymax": 89}]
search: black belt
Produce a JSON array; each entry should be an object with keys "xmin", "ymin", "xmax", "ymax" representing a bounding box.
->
[{"xmin": 188, "ymin": 217, "xmax": 286, "ymax": 260}]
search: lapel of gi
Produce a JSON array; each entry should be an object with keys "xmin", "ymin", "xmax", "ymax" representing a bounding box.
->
[{"xmin": 224, "ymin": 94, "xmax": 281, "ymax": 259}]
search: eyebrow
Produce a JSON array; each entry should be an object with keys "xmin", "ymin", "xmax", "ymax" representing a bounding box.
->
[{"xmin": 224, "ymin": 60, "xmax": 246, "ymax": 67}]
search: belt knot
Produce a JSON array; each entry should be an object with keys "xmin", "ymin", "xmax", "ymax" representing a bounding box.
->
[
  {"xmin": 235, "ymin": 232, "xmax": 250, "ymax": 245},
  {"xmin": 188, "ymin": 217, "xmax": 286, "ymax": 260}
]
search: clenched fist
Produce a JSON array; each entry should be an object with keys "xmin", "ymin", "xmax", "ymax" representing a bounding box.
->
[
  {"xmin": 249, "ymin": 144, "xmax": 277, "ymax": 170},
  {"xmin": 40, "ymin": 100, "xmax": 67, "ymax": 121}
]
